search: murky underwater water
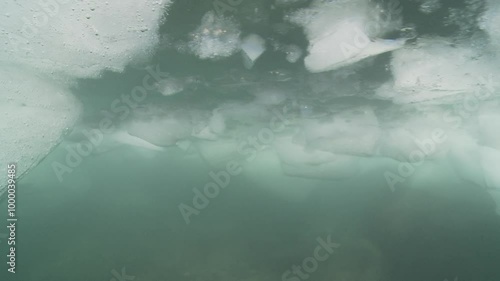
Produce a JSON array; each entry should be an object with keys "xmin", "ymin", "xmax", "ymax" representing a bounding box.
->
[
  {"xmin": 2, "ymin": 143, "xmax": 500, "ymax": 281},
  {"xmin": 3, "ymin": 0, "xmax": 500, "ymax": 280}
]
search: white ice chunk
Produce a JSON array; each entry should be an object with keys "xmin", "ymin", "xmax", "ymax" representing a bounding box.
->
[
  {"xmin": 155, "ymin": 77, "xmax": 185, "ymax": 96},
  {"xmin": 273, "ymin": 136, "xmax": 361, "ymax": 180},
  {"xmin": 482, "ymin": 0, "xmax": 500, "ymax": 49},
  {"xmin": 447, "ymin": 135, "xmax": 486, "ymax": 187},
  {"xmin": 478, "ymin": 103, "xmax": 500, "ymax": 150},
  {"xmin": 127, "ymin": 117, "xmax": 192, "ymax": 147},
  {"xmin": 192, "ymin": 127, "xmax": 219, "ymax": 141},
  {"xmin": 253, "ymin": 87, "xmax": 288, "ymax": 106},
  {"xmin": 241, "ymin": 34, "xmax": 266, "ymax": 69},
  {"xmin": 288, "ymin": 0, "xmax": 404, "ymax": 72},
  {"xmin": 305, "ymin": 21, "xmax": 406, "ymax": 72},
  {"xmin": 377, "ymin": 112, "xmax": 451, "ymax": 161},
  {"xmin": 176, "ymin": 140, "xmax": 192, "ymax": 152},
  {"xmin": 209, "ymin": 110, "xmax": 226, "ymax": 135},
  {"xmin": 218, "ymin": 102, "xmax": 272, "ymax": 124},
  {"xmin": 379, "ymin": 37, "xmax": 497, "ymax": 104},
  {"xmin": 274, "ymin": 136, "xmax": 338, "ymax": 165},
  {"xmin": 480, "ymin": 146, "xmax": 500, "ymax": 190},
  {"xmin": 240, "ymin": 148, "xmax": 318, "ymax": 202},
  {"xmin": 295, "ymin": 107, "xmax": 381, "ymax": 156},
  {"xmin": 0, "ymin": 0, "xmax": 173, "ymax": 195},
  {"xmin": 0, "ymin": 66, "xmax": 81, "ymax": 195},
  {"xmin": 195, "ymin": 140, "xmax": 243, "ymax": 168},
  {"xmin": 108, "ymin": 130, "xmax": 166, "ymax": 152}
]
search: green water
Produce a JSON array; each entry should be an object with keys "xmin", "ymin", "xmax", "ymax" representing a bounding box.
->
[
  {"xmin": 2, "ymin": 0, "xmax": 500, "ymax": 281},
  {"xmin": 1, "ymin": 144, "xmax": 500, "ymax": 281}
]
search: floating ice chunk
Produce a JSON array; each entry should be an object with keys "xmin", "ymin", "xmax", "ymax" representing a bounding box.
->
[
  {"xmin": 108, "ymin": 130, "xmax": 166, "ymax": 152},
  {"xmin": 0, "ymin": 66, "xmax": 81, "ymax": 195},
  {"xmin": 241, "ymin": 148, "xmax": 317, "ymax": 202},
  {"xmin": 288, "ymin": 0, "xmax": 405, "ymax": 72},
  {"xmin": 192, "ymin": 126, "xmax": 218, "ymax": 141},
  {"xmin": 379, "ymin": 37, "xmax": 496, "ymax": 104},
  {"xmin": 274, "ymin": 136, "xmax": 338, "ymax": 165},
  {"xmin": 253, "ymin": 87, "xmax": 288, "ymax": 106},
  {"xmin": 155, "ymin": 77, "xmax": 185, "ymax": 96},
  {"xmin": 377, "ymin": 112, "xmax": 451, "ymax": 161},
  {"xmin": 241, "ymin": 34, "xmax": 266, "ymax": 69},
  {"xmin": 273, "ymin": 136, "xmax": 360, "ymax": 180},
  {"xmin": 64, "ymin": 125, "xmax": 166, "ymax": 155},
  {"xmin": 218, "ymin": 102, "xmax": 272, "ymax": 124},
  {"xmin": 478, "ymin": 103, "xmax": 500, "ymax": 150},
  {"xmin": 188, "ymin": 11, "xmax": 241, "ymax": 60},
  {"xmin": 480, "ymin": 146, "xmax": 500, "ymax": 190},
  {"xmin": 209, "ymin": 109, "xmax": 226, "ymax": 135},
  {"xmin": 195, "ymin": 140, "xmax": 243, "ymax": 168},
  {"xmin": 481, "ymin": 0, "xmax": 500, "ymax": 49},
  {"xmin": 127, "ymin": 117, "xmax": 192, "ymax": 147},
  {"xmin": 295, "ymin": 107, "xmax": 381, "ymax": 156},
  {"xmin": 407, "ymin": 160, "xmax": 458, "ymax": 191},
  {"xmin": 305, "ymin": 22, "xmax": 406, "ymax": 72},
  {"xmin": 447, "ymin": 134, "xmax": 486, "ymax": 187},
  {"xmin": 176, "ymin": 140, "xmax": 192, "ymax": 152}
]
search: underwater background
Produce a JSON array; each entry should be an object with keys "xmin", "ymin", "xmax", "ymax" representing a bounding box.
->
[{"xmin": 2, "ymin": 0, "xmax": 500, "ymax": 281}]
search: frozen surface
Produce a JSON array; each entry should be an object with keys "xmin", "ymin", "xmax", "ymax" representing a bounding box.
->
[
  {"xmin": 1, "ymin": 0, "xmax": 171, "ymax": 78},
  {"xmin": 0, "ymin": 0, "xmax": 173, "ymax": 194},
  {"xmin": 0, "ymin": 66, "xmax": 81, "ymax": 195}
]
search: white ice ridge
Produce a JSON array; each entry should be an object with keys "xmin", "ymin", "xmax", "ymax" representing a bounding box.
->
[
  {"xmin": 287, "ymin": 0, "xmax": 406, "ymax": 73},
  {"xmin": 0, "ymin": 0, "xmax": 173, "ymax": 193}
]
